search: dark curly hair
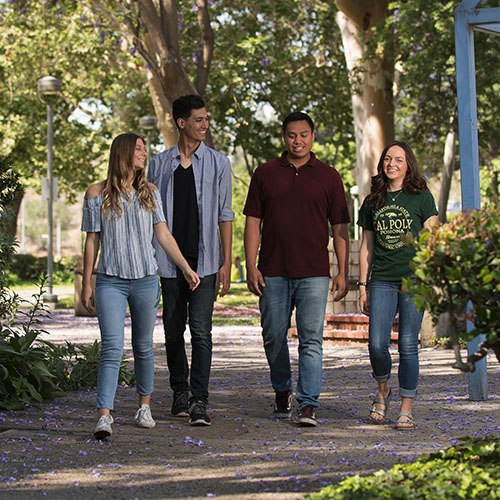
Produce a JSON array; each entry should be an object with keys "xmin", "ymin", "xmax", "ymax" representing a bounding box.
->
[{"xmin": 367, "ymin": 141, "xmax": 428, "ymax": 210}]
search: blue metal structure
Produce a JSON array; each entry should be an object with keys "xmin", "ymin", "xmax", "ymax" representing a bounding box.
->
[{"xmin": 455, "ymin": 0, "xmax": 500, "ymax": 400}]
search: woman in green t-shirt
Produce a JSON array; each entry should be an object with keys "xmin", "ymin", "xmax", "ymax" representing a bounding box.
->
[{"xmin": 357, "ymin": 141, "xmax": 438, "ymax": 430}]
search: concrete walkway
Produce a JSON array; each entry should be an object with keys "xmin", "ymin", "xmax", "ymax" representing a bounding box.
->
[{"xmin": 0, "ymin": 292, "xmax": 499, "ymax": 499}]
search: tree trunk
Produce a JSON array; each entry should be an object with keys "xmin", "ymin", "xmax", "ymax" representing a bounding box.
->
[
  {"xmin": 4, "ymin": 189, "xmax": 24, "ymax": 239},
  {"xmin": 335, "ymin": 1, "xmax": 394, "ymax": 202},
  {"xmin": 146, "ymin": 69, "xmax": 178, "ymax": 148},
  {"xmin": 438, "ymin": 124, "xmax": 456, "ymax": 223}
]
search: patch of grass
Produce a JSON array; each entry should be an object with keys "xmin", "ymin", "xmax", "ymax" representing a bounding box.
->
[
  {"xmin": 55, "ymin": 296, "xmax": 74, "ymax": 310},
  {"xmin": 217, "ymin": 282, "xmax": 258, "ymax": 307},
  {"xmin": 213, "ymin": 316, "xmax": 259, "ymax": 326}
]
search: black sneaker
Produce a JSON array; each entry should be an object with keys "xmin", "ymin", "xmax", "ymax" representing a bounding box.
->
[
  {"xmin": 171, "ymin": 391, "xmax": 189, "ymax": 417},
  {"xmin": 189, "ymin": 399, "xmax": 211, "ymax": 426},
  {"xmin": 297, "ymin": 405, "xmax": 317, "ymax": 427},
  {"xmin": 273, "ymin": 391, "xmax": 292, "ymax": 419}
]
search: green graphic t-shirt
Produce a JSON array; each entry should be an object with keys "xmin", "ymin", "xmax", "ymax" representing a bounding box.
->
[{"xmin": 358, "ymin": 189, "xmax": 438, "ymax": 281}]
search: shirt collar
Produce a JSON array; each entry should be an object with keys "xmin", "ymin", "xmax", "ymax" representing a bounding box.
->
[
  {"xmin": 279, "ymin": 150, "xmax": 317, "ymax": 168},
  {"xmin": 172, "ymin": 141, "xmax": 207, "ymax": 161}
]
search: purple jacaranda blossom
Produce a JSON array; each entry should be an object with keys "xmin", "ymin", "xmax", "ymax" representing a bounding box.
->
[
  {"xmin": 129, "ymin": 47, "xmax": 136, "ymax": 55},
  {"xmin": 260, "ymin": 55, "xmax": 270, "ymax": 67},
  {"xmin": 192, "ymin": 50, "xmax": 201, "ymax": 63}
]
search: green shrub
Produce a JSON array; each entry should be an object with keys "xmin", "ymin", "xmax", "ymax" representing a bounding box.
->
[
  {"xmin": 0, "ymin": 285, "xmax": 64, "ymax": 410},
  {"xmin": 9, "ymin": 254, "xmax": 79, "ymax": 284},
  {"xmin": 403, "ymin": 200, "xmax": 500, "ymax": 370},
  {"xmin": 308, "ymin": 436, "xmax": 500, "ymax": 500},
  {"xmin": 0, "ymin": 283, "xmax": 136, "ymax": 409},
  {"xmin": 0, "ymin": 157, "xmax": 22, "ymax": 318},
  {"xmin": 44, "ymin": 339, "xmax": 136, "ymax": 391}
]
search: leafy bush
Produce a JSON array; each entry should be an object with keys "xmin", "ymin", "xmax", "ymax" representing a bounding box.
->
[
  {"xmin": 403, "ymin": 200, "xmax": 500, "ymax": 370},
  {"xmin": 0, "ymin": 157, "xmax": 22, "ymax": 318},
  {"xmin": 308, "ymin": 436, "xmax": 500, "ymax": 500},
  {"xmin": 9, "ymin": 254, "xmax": 79, "ymax": 284},
  {"xmin": 45, "ymin": 339, "xmax": 135, "ymax": 391},
  {"xmin": 0, "ymin": 286, "xmax": 64, "ymax": 410},
  {"xmin": 0, "ymin": 283, "xmax": 136, "ymax": 410}
]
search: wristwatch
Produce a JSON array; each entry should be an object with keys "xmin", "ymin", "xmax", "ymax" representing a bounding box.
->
[{"xmin": 356, "ymin": 281, "xmax": 369, "ymax": 287}]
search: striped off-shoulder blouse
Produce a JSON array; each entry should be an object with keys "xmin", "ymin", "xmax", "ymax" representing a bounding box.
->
[{"xmin": 81, "ymin": 190, "xmax": 166, "ymax": 279}]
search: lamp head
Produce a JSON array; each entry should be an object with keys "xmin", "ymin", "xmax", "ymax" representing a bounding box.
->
[
  {"xmin": 139, "ymin": 115, "xmax": 157, "ymax": 131},
  {"xmin": 37, "ymin": 76, "xmax": 62, "ymax": 104}
]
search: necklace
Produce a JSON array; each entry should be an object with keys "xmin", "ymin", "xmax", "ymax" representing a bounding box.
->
[{"xmin": 389, "ymin": 189, "xmax": 403, "ymax": 202}]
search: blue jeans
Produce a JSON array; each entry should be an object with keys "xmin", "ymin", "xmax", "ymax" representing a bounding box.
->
[
  {"xmin": 95, "ymin": 273, "xmax": 161, "ymax": 410},
  {"xmin": 259, "ymin": 276, "xmax": 329, "ymax": 409},
  {"xmin": 368, "ymin": 280, "xmax": 423, "ymax": 398},
  {"xmin": 160, "ymin": 273, "xmax": 216, "ymax": 404}
]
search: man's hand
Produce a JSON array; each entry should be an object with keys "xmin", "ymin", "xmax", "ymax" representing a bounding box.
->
[
  {"xmin": 330, "ymin": 273, "xmax": 348, "ymax": 302},
  {"xmin": 246, "ymin": 266, "xmax": 265, "ymax": 297},
  {"xmin": 218, "ymin": 263, "xmax": 231, "ymax": 297}
]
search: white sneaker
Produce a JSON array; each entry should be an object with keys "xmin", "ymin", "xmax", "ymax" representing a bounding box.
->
[
  {"xmin": 94, "ymin": 414, "xmax": 113, "ymax": 440},
  {"xmin": 135, "ymin": 404, "xmax": 156, "ymax": 428}
]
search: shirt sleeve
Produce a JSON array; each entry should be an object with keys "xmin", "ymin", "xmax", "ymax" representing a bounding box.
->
[
  {"xmin": 218, "ymin": 155, "xmax": 235, "ymax": 222},
  {"xmin": 81, "ymin": 196, "xmax": 101, "ymax": 233},
  {"xmin": 147, "ymin": 155, "xmax": 158, "ymax": 185},
  {"xmin": 328, "ymin": 169, "xmax": 351, "ymax": 225},
  {"xmin": 421, "ymin": 190, "xmax": 439, "ymax": 221},
  {"xmin": 357, "ymin": 197, "xmax": 374, "ymax": 230},
  {"xmin": 243, "ymin": 166, "xmax": 263, "ymax": 218},
  {"xmin": 152, "ymin": 190, "xmax": 166, "ymax": 225}
]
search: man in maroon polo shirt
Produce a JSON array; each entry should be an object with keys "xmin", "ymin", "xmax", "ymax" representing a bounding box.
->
[{"xmin": 243, "ymin": 111, "xmax": 350, "ymax": 426}]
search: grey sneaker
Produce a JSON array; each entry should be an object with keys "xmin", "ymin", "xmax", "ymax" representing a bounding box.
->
[
  {"xmin": 171, "ymin": 391, "xmax": 189, "ymax": 417},
  {"xmin": 297, "ymin": 405, "xmax": 317, "ymax": 427},
  {"xmin": 134, "ymin": 404, "xmax": 156, "ymax": 428},
  {"xmin": 273, "ymin": 391, "xmax": 292, "ymax": 419},
  {"xmin": 189, "ymin": 399, "xmax": 211, "ymax": 426},
  {"xmin": 94, "ymin": 414, "xmax": 113, "ymax": 440}
]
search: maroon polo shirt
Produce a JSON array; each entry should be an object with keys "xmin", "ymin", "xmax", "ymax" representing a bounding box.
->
[{"xmin": 243, "ymin": 151, "xmax": 350, "ymax": 278}]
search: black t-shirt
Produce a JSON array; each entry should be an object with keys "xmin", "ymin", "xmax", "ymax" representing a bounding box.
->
[{"xmin": 173, "ymin": 164, "xmax": 199, "ymax": 267}]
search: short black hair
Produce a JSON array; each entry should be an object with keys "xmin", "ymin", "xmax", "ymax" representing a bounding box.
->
[
  {"xmin": 282, "ymin": 111, "xmax": 315, "ymax": 134},
  {"xmin": 172, "ymin": 94, "xmax": 205, "ymax": 128}
]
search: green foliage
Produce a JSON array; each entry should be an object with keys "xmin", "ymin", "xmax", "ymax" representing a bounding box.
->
[
  {"xmin": 0, "ymin": 274, "xmax": 135, "ymax": 409},
  {"xmin": 44, "ymin": 339, "xmax": 135, "ymax": 392},
  {"xmin": 308, "ymin": 436, "xmax": 500, "ymax": 500},
  {"xmin": 9, "ymin": 254, "xmax": 79, "ymax": 284},
  {"xmin": 403, "ymin": 200, "xmax": 500, "ymax": 365},
  {"xmin": 0, "ymin": 284, "xmax": 64, "ymax": 410},
  {"xmin": 0, "ymin": 157, "xmax": 22, "ymax": 318},
  {"xmin": 1, "ymin": 1, "xmax": 155, "ymax": 201}
]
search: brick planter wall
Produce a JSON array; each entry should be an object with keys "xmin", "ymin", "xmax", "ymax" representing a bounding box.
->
[{"xmin": 289, "ymin": 314, "xmax": 399, "ymax": 345}]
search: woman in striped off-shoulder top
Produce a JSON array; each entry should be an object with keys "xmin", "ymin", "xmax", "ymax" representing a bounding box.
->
[{"xmin": 81, "ymin": 133, "xmax": 200, "ymax": 440}]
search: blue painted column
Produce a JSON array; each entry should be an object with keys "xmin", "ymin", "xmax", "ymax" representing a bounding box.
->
[{"xmin": 454, "ymin": 1, "xmax": 487, "ymax": 400}]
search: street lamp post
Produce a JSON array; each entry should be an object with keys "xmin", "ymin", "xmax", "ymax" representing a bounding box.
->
[
  {"xmin": 139, "ymin": 115, "xmax": 157, "ymax": 163},
  {"xmin": 350, "ymin": 185, "xmax": 359, "ymax": 240},
  {"xmin": 38, "ymin": 76, "xmax": 61, "ymax": 305}
]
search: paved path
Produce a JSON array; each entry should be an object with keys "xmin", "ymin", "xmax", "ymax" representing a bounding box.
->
[{"xmin": 0, "ymin": 290, "xmax": 499, "ymax": 499}]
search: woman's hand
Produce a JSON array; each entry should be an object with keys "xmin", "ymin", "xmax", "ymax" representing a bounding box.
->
[
  {"xmin": 82, "ymin": 283, "xmax": 95, "ymax": 313},
  {"xmin": 359, "ymin": 288, "xmax": 369, "ymax": 316}
]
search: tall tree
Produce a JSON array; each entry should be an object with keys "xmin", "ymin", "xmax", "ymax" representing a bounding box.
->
[
  {"xmin": 89, "ymin": 0, "xmax": 215, "ymax": 147},
  {"xmin": 335, "ymin": 0, "xmax": 393, "ymax": 201}
]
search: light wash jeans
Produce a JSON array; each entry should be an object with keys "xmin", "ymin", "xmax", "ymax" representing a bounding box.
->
[
  {"xmin": 259, "ymin": 276, "xmax": 330, "ymax": 409},
  {"xmin": 368, "ymin": 280, "xmax": 423, "ymax": 398},
  {"xmin": 95, "ymin": 273, "xmax": 161, "ymax": 410}
]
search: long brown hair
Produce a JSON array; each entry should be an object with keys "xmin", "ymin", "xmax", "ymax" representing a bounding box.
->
[
  {"xmin": 367, "ymin": 141, "xmax": 428, "ymax": 210},
  {"xmin": 102, "ymin": 133, "xmax": 156, "ymax": 218}
]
